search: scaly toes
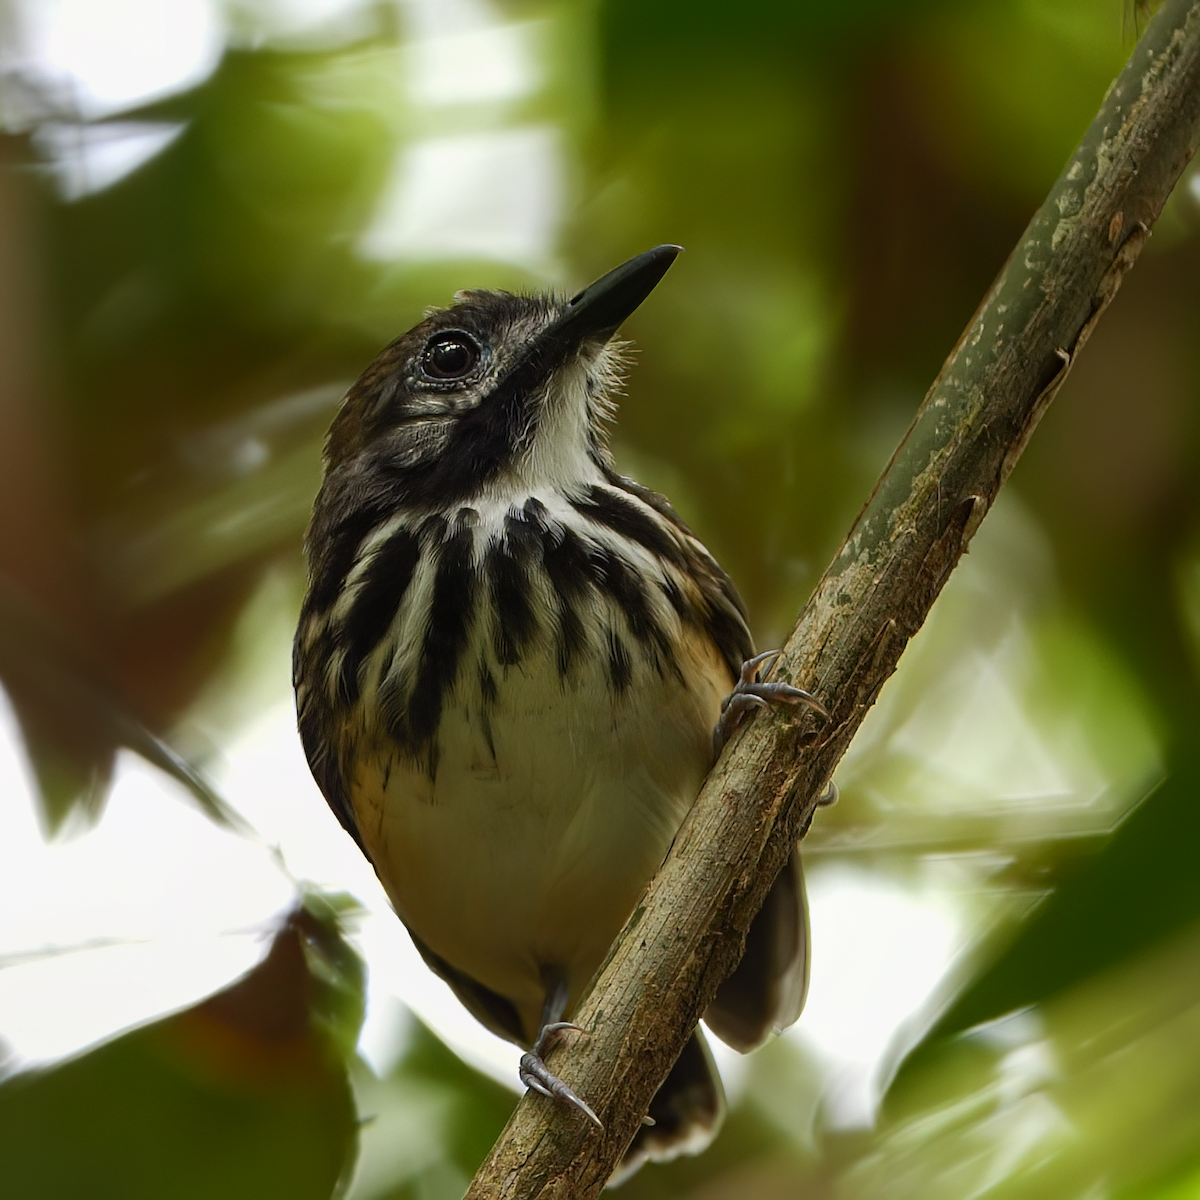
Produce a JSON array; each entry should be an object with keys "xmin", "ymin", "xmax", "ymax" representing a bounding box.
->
[
  {"xmin": 519, "ymin": 1049, "xmax": 603, "ymax": 1128},
  {"xmin": 713, "ymin": 650, "xmax": 829, "ymax": 755},
  {"xmin": 519, "ymin": 1020, "xmax": 602, "ymax": 1128}
]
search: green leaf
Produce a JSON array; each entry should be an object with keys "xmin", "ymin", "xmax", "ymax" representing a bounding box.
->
[{"xmin": 0, "ymin": 906, "xmax": 362, "ymax": 1200}]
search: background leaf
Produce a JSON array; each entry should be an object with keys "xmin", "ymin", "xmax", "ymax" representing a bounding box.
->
[{"xmin": 1, "ymin": 0, "xmax": 1198, "ymax": 1196}]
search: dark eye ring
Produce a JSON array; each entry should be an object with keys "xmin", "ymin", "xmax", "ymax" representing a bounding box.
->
[{"xmin": 420, "ymin": 330, "xmax": 481, "ymax": 381}]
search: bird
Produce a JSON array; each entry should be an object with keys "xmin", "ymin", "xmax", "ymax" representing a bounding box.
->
[{"xmin": 293, "ymin": 245, "xmax": 827, "ymax": 1179}]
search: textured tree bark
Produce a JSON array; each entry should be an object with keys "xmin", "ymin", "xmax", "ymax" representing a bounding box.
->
[{"xmin": 466, "ymin": 2, "xmax": 1200, "ymax": 1194}]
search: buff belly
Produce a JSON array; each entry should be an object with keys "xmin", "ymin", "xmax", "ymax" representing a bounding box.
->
[{"xmin": 349, "ymin": 631, "xmax": 728, "ymax": 1044}]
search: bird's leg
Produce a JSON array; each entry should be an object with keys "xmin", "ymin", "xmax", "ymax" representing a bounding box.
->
[
  {"xmin": 519, "ymin": 976, "xmax": 603, "ymax": 1128},
  {"xmin": 713, "ymin": 649, "xmax": 829, "ymax": 756}
]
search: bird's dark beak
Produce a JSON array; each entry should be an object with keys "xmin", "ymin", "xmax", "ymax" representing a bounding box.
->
[
  {"xmin": 540, "ymin": 245, "xmax": 683, "ymax": 354},
  {"xmin": 486, "ymin": 246, "xmax": 682, "ymax": 412}
]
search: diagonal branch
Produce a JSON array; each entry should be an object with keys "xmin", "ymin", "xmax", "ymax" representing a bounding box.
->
[{"xmin": 466, "ymin": 2, "xmax": 1200, "ymax": 1195}]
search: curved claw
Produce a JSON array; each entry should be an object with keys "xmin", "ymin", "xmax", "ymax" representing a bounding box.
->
[
  {"xmin": 738, "ymin": 680, "xmax": 829, "ymax": 717},
  {"xmin": 713, "ymin": 650, "xmax": 829, "ymax": 755},
  {"xmin": 518, "ymin": 1019, "xmax": 602, "ymax": 1128},
  {"xmin": 520, "ymin": 1050, "xmax": 603, "ymax": 1128},
  {"xmin": 537, "ymin": 1020, "xmax": 584, "ymax": 1043}
]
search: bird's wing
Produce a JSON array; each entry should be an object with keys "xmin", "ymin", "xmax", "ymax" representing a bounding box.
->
[
  {"xmin": 405, "ymin": 925, "xmax": 530, "ymax": 1046},
  {"xmin": 703, "ymin": 846, "xmax": 810, "ymax": 1052}
]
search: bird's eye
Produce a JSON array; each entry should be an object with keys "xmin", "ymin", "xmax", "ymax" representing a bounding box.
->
[{"xmin": 421, "ymin": 331, "xmax": 481, "ymax": 381}]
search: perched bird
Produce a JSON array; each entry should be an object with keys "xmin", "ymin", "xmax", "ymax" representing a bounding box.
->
[{"xmin": 294, "ymin": 246, "xmax": 825, "ymax": 1178}]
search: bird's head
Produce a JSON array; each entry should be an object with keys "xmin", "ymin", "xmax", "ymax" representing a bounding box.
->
[{"xmin": 323, "ymin": 245, "xmax": 682, "ymax": 508}]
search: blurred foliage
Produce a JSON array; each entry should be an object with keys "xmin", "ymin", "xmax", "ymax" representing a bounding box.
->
[
  {"xmin": 0, "ymin": 900, "xmax": 362, "ymax": 1199},
  {"xmin": 1, "ymin": 0, "xmax": 1199, "ymax": 1196}
]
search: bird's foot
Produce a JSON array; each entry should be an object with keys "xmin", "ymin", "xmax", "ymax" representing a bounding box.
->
[
  {"xmin": 714, "ymin": 650, "xmax": 829, "ymax": 756},
  {"xmin": 519, "ymin": 1021, "xmax": 603, "ymax": 1128}
]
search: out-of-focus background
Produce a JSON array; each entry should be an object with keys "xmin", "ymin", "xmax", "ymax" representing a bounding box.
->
[{"xmin": 0, "ymin": 0, "xmax": 1198, "ymax": 1196}]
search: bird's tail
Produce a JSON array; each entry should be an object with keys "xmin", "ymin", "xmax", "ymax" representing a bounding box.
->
[{"xmin": 609, "ymin": 1028, "xmax": 726, "ymax": 1186}]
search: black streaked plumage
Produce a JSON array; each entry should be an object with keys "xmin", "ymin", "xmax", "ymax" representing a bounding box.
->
[
  {"xmin": 659, "ymin": 573, "xmax": 691, "ymax": 619},
  {"xmin": 486, "ymin": 509, "xmax": 544, "ymax": 666},
  {"xmin": 606, "ymin": 627, "xmax": 633, "ymax": 695},
  {"xmin": 478, "ymin": 661, "xmax": 498, "ymax": 709},
  {"xmin": 591, "ymin": 544, "xmax": 679, "ymax": 680},
  {"xmin": 305, "ymin": 493, "xmax": 403, "ymax": 614},
  {"xmin": 337, "ymin": 527, "xmax": 422, "ymax": 705},
  {"xmin": 572, "ymin": 483, "xmax": 688, "ymax": 569},
  {"xmin": 294, "ymin": 247, "xmax": 821, "ymax": 1183},
  {"xmin": 698, "ymin": 582, "xmax": 755, "ymax": 680},
  {"xmin": 397, "ymin": 511, "xmax": 479, "ymax": 759},
  {"xmin": 552, "ymin": 598, "xmax": 588, "ymax": 681},
  {"xmin": 541, "ymin": 522, "xmax": 598, "ymax": 679}
]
